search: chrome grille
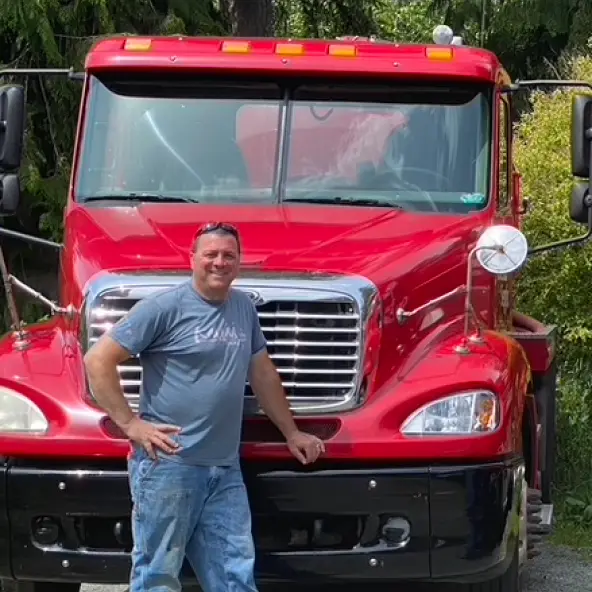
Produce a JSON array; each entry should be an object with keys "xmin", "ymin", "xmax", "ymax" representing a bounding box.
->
[{"xmin": 84, "ymin": 273, "xmax": 376, "ymax": 413}]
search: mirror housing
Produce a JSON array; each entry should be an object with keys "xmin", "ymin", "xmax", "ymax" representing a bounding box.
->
[
  {"xmin": 570, "ymin": 181, "xmax": 591, "ymax": 224},
  {"xmin": 0, "ymin": 174, "xmax": 20, "ymax": 215},
  {"xmin": 571, "ymin": 94, "xmax": 592, "ymax": 179},
  {"xmin": 0, "ymin": 84, "xmax": 25, "ymax": 172}
]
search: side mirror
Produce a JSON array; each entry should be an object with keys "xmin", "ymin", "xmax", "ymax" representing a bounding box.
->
[
  {"xmin": 571, "ymin": 94, "xmax": 592, "ymax": 179},
  {"xmin": 476, "ymin": 224, "xmax": 529, "ymax": 277},
  {"xmin": 456, "ymin": 224, "xmax": 529, "ymax": 353},
  {"xmin": 0, "ymin": 174, "xmax": 20, "ymax": 215},
  {"xmin": 0, "ymin": 84, "xmax": 25, "ymax": 171}
]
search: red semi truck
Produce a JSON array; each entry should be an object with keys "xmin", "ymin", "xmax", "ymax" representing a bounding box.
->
[{"xmin": 1, "ymin": 28, "xmax": 592, "ymax": 592}]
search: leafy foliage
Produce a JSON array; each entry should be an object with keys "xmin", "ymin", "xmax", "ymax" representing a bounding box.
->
[
  {"xmin": 376, "ymin": 0, "xmax": 441, "ymax": 43},
  {"xmin": 427, "ymin": 0, "xmax": 592, "ymax": 78},
  {"xmin": 515, "ymin": 56, "xmax": 592, "ymax": 364},
  {"xmin": 514, "ymin": 56, "xmax": 592, "ymax": 503},
  {"xmin": 563, "ymin": 493, "xmax": 592, "ymax": 525},
  {"xmin": 276, "ymin": 0, "xmax": 439, "ymax": 41},
  {"xmin": 276, "ymin": 0, "xmax": 383, "ymax": 38},
  {"xmin": 0, "ymin": 0, "xmax": 230, "ymax": 243}
]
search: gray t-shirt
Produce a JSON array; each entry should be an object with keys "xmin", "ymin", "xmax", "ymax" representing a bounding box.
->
[{"xmin": 108, "ymin": 280, "xmax": 267, "ymax": 466}]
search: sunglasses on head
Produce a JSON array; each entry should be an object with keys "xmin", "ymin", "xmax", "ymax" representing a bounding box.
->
[{"xmin": 192, "ymin": 222, "xmax": 241, "ymax": 250}]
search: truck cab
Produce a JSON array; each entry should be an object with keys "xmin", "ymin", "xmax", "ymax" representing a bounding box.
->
[{"xmin": 1, "ymin": 29, "xmax": 592, "ymax": 592}]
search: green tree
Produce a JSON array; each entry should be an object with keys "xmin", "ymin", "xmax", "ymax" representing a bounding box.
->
[
  {"xmin": 514, "ymin": 55, "xmax": 592, "ymax": 500},
  {"xmin": 0, "ymin": 0, "xmax": 230, "ymax": 241},
  {"xmin": 426, "ymin": 0, "xmax": 592, "ymax": 78},
  {"xmin": 220, "ymin": 0, "xmax": 275, "ymax": 35},
  {"xmin": 276, "ymin": 0, "xmax": 439, "ymax": 41}
]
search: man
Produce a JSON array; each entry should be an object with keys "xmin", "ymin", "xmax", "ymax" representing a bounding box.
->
[{"xmin": 84, "ymin": 222, "xmax": 325, "ymax": 591}]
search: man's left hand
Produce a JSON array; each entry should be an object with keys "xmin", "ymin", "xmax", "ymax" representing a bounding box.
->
[{"xmin": 286, "ymin": 431, "xmax": 326, "ymax": 464}]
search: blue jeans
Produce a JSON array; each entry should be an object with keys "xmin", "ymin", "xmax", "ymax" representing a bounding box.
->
[{"xmin": 128, "ymin": 447, "xmax": 258, "ymax": 591}]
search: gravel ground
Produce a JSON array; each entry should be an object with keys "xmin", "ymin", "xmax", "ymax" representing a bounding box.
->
[{"xmin": 80, "ymin": 542, "xmax": 592, "ymax": 592}]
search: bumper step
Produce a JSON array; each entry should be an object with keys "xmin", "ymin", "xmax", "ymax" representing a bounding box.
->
[{"xmin": 527, "ymin": 488, "xmax": 553, "ymax": 559}]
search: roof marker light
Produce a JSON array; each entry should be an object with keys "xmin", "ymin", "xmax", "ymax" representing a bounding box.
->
[
  {"xmin": 276, "ymin": 43, "xmax": 304, "ymax": 56},
  {"xmin": 426, "ymin": 47, "xmax": 454, "ymax": 61},
  {"xmin": 123, "ymin": 38, "xmax": 152, "ymax": 52},
  {"xmin": 222, "ymin": 40, "xmax": 251, "ymax": 53},
  {"xmin": 328, "ymin": 44, "xmax": 357, "ymax": 57}
]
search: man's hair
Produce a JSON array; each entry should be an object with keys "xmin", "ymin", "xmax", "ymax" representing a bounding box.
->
[{"xmin": 191, "ymin": 222, "xmax": 241, "ymax": 253}]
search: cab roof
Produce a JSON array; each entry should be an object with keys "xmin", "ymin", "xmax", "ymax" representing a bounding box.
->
[{"xmin": 85, "ymin": 36, "xmax": 508, "ymax": 85}]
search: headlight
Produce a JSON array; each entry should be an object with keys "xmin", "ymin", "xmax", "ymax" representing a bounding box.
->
[
  {"xmin": 401, "ymin": 390, "xmax": 499, "ymax": 436},
  {"xmin": 0, "ymin": 387, "xmax": 49, "ymax": 434}
]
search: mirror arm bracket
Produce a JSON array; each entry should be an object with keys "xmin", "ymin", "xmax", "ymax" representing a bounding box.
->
[
  {"xmin": 396, "ymin": 286, "xmax": 465, "ymax": 325},
  {"xmin": 0, "ymin": 239, "xmax": 76, "ymax": 350},
  {"xmin": 502, "ymin": 80, "xmax": 592, "ymax": 94},
  {"xmin": 0, "ymin": 226, "xmax": 62, "ymax": 250},
  {"xmin": 528, "ymin": 206, "xmax": 592, "ymax": 257},
  {"xmin": 9, "ymin": 274, "xmax": 76, "ymax": 318},
  {"xmin": 0, "ymin": 236, "xmax": 26, "ymax": 347},
  {"xmin": 0, "ymin": 225, "xmax": 69, "ymax": 352},
  {"xmin": 454, "ymin": 244, "xmax": 504, "ymax": 354}
]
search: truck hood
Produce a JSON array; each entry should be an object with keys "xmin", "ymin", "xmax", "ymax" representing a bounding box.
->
[{"xmin": 67, "ymin": 203, "xmax": 488, "ymax": 295}]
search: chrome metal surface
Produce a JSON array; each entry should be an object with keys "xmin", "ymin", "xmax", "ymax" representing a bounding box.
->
[
  {"xmin": 82, "ymin": 271, "xmax": 378, "ymax": 414},
  {"xmin": 541, "ymin": 504, "xmax": 554, "ymax": 527},
  {"xmin": 10, "ymin": 275, "xmax": 76, "ymax": 318},
  {"xmin": 518, "ymin": 468, "xmax": 527, "ymax": 569},
  {"xmin": 396, "ymin": 285, "xmax": 464, "ymax": 325},
  {"xmin": 0, "ymin": 242, "xmax": 24, "ymax": 337},
  {"xmin": 454, "ymin": 243, "xmax": 499, "ymax": 354}
]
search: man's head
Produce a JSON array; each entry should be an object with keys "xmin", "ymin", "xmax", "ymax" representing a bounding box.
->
[{"xmin": 190, "ymin": 222, "xmax": 241, "ymax": 301}]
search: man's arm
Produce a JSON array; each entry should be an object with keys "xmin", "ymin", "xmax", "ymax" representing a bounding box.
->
[
  {"xmin": 249, "ymin": 351, "xmax": 325, "ymax": 464},
  {"xmin": 247, "ymin": 299, "xmax": 325, "ymax": 464},
  {"xmin": 84, "ymin": 299, "xmax": 180, "ymax": 458},
  {"xmin": 84, "ymin": 335, "xmax": 136, "ymax": 430},
  {"xmin": 248, "ymin": 350, "xmax": 299, "ymax": 440}
]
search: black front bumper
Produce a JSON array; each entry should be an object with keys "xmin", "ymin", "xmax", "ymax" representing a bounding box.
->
[{"xmin": 0, "ymin": 457, "xmax": 521, "ymax": 585}]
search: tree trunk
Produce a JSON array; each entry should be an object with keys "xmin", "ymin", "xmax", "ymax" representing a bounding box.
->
[{"xmin": 221, "ymin": 0, "xmax": 275, "ymax": 36}]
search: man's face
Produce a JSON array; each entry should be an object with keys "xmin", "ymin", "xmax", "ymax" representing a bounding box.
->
[{"xmin": 191, "ymin": 232, "xmax": 240, "ymax": 294}]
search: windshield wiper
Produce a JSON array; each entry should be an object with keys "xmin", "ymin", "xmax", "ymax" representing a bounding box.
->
[
  {"xmin": 81, "ymin": 193, "xmax": 199, "ymax": 204},
  {"xmin": 282, "ymin": 196, "xmax": 402, "ymax": 208}
]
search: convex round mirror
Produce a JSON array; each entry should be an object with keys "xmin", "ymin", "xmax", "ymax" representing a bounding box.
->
[{"xmin": 475, "ymin": 224, "xmax": 528, "ymax": 276}]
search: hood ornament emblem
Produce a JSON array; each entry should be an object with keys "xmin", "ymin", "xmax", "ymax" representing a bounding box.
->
[{"xmin": 239, "ymin": 288, "xmax": 266, "ymax": 306}]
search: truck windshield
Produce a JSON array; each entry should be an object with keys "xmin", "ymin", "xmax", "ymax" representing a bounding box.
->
[{"xmin": 76, "ymin": 75, "xmax": 492, "ymax": 214}]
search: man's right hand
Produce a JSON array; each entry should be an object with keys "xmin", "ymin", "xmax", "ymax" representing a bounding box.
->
[
  {"xmin": 122, "ymin": 417, "xmax": 182, "ymax": 459},
  {"xmin": 84, "ymin": 335, "xmax": 182, "ymax": 460}
]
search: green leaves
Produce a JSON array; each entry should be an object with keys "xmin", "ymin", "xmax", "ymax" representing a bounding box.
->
[
  {"xmin": 515, "ymin": 57, "xmax": 592, "ymax": 366},
  {"xmin": 515, "ymin": 56, "xmax": 592, "ymax": 505},
  {"xmin": 276, "ymin": 0, "xmax": 440, "ymax": 41},
  {"xmin": 0, "ymin": 0, "xmax": 234, "ymax": 244},
  {"xmin": 422, "ymin": 0, "xmax": 592, "ymax": 78},
  {"xmin": 564, "ymin": 495, "xmax": 592, "ymax": 524}
]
